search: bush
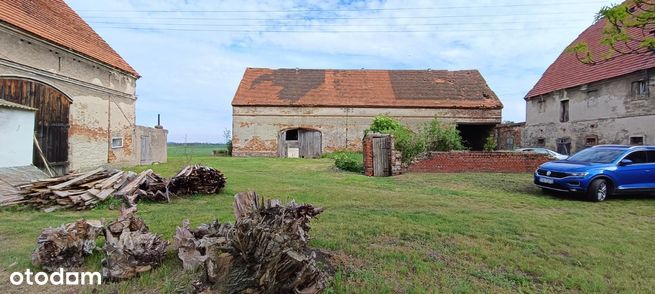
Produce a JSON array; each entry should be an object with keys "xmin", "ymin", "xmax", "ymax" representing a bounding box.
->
[
  {"xmin": 391, "ymin": 126, "xmax": 425, "ymax": 164},
  {"xmin": 483, "ymin": 133, "xmax": 497, "ymax": 151},
  {"xmin": 333, "ymin": 153, "xmax": 363, "ymax": 173},
  {"xmin": 226, "ymin": 140, "xmax": 233, "ymax": 156},
  {"xmin": 369, "ymin": 114, "xmax": 403, "ymax": 133},
  {"xmin": 420, "ymin": 119, "xmax": 465, "ymax": 152}
]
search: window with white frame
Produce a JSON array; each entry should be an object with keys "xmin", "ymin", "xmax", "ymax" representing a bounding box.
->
[{"xmin": 111, "ymin": 137, "xmax": 123, "ymax": 148}]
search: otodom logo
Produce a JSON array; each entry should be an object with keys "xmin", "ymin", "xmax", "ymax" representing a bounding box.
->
[{"xmin": 9, "ymin": 268, "xmax": 102, "ymax": 286}]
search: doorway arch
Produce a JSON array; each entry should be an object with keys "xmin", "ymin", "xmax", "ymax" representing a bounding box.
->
[
  {"xmin": 0, "ymin": 77, "xmax": 71, "ymax": 170},
  {"xmin": 277, "ymin": 128, "xmax": 322, "ymax": 158}
]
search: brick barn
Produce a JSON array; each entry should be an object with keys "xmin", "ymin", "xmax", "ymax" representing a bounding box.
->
[
  {"xmin": 0, "ymin": 0, "xmax": 167, "ymax": 174},
  {"xmin": 231, "ymin": 68, "xmax": 503, "ymax": 157}
]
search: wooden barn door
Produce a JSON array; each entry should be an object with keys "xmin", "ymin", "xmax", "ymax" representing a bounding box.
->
[
  {"xmin": 0, "ymin": 78, "xmax": 70, "ymax": 170},
  {"xmin": 299, "ymin": 129, "xmax": 322, "ymax": 158},
  {"xmin": 372, "ymin": 136, "xmax": 391, "ymax": 176}
]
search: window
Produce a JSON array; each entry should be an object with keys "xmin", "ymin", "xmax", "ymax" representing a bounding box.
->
[
  {"xmin": 285, "ymin": 129, "xmax": 298, "ymax": 141},
  {"xmin": 630, "ymin": 136, "xmax": 644, "ymax": 145},
  {"xmin": 111, "ymin": 137, "xmax": 123, "ymax": 148},
  {"xmin": 560, "ymin": 100, "xmax": 569, "ymax": 122},
  {"xmin": 631, "ymin": 81, "xmax": 649, "ymax": 97},
  {"xmin": 557, "ymin": 137, "xmax": 571, "ymax": 155},
  {"xmin": 536, "ymin": 138, "xmax": 545, "ymax": 147},
  {"xmin": 648, "ymin": 151, "xmax": 655, "ymax": 163},
  {"xmin": 506, "ymin": 137, "xmax": 514, "ymax": 150},
  {"xmin": 625, "ymin": 151, "xmax": 648, "ymax": 164},
  {"xmin": 585, "ymin": 137, "xmax": 598, "ymax": 147}
]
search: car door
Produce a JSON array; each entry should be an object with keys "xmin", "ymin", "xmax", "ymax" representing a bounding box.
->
[
  {"xmin": 646, "ymin": 151, "xmax": 655, "ymax": 190},
  {"xmin": 616, "ymin": 151, "xmax": 650, "ymax": 191}
]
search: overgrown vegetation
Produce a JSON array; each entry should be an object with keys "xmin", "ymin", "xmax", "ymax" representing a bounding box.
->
[
  {"xmin": 1, "ymin": 147, "xmax": 655, "ymax": 292},
  {"xmin": 484, "ymin": 133, "xmax": 497, "ymax": 151},
  {"xmin": 367, "ymin": 115, "xmax": 465, "ymax": 163},
  {"xmin": 324, "ymin": 151, "xmax": 363, "ymax": 173}
]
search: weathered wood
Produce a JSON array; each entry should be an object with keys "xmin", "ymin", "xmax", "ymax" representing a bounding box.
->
[
  {"xmin": 169, "ymin": 165, "xmax": 226, "ymax": 195},
  {"xmin": 32, "ymin": 220, "xmax": 103, "ymax": 271},
  {"xmin": 48, "ymin": 167, "xmax": 103, "ymax": 190},
  {"xmin": 178, "ymin": 191, "xmax": 328, "ymax": 293}
]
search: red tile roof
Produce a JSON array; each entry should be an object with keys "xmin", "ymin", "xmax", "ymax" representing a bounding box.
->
[
  {"xmin": 232, "ymin": 68, "xmax": 502, "ymax": 109},
  {"xmin": 0, "ymin": 0, "xmax": 139, "ymax": 77},
  {"xmin": 526, "ymin": 19, "xmax": 655, "ymax": 98}
]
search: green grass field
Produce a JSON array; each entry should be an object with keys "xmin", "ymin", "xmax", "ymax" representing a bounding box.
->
[{"xmin": 1, "ymin": 145, "xmax": 655, "ymax": 293}]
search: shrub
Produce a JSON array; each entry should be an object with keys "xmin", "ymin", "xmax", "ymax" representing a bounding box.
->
[
  {"xmin": 226, "ymin": 140, "xmax": 233, "ymax": 156},
  {"xmin": 392, "ymin": 126, "xmax": 425, "ymax": 164},
  {"xmin": 420, "ymin": 119, "xmax": 465, "ymax": 152},
  {"xmin": 483, "ymin": 133, "xmax": 497, "ymax": 151},
  {"xmin": 333, "ymin": 153, "xmax": 363, "ymax": 173},
  {"xmin": 369, "ymin": 114, "xmax": 403, "ymax": 133}
]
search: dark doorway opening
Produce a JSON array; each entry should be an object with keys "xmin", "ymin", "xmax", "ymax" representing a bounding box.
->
[
  {"xmin": 457, "ymin": 124, "xmax": 495, "ymax": 151},
  {"xmin": 0, "ymin": 78, "xmax": 71, "ymax": 173}
]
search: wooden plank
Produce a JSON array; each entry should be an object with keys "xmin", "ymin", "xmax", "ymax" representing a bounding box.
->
[{"xmin": 47, "ymin": 167, "xmax": 103, "ymax": 190}]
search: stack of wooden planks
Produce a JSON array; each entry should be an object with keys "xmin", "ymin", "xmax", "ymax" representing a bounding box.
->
[{"xmin": 13, "ymin": 168, "xmax": 169, "ymax": 211}]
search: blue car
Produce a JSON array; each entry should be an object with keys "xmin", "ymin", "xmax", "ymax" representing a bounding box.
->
[{"xmin": 534, "ymin": 145, "xmax": 655, "ymax": 201}]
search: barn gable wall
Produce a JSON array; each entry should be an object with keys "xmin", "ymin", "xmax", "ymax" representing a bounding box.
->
[
  {"xmin": 232, "ymin": 106, "xmax": 501, "ymax": 156},
  {"xmin": 0, "ymin": 25, "xmax": 138, "ymax": 171}
]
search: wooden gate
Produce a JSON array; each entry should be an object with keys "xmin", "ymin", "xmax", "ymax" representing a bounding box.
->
[
  {"xmin": 0, "ymin": 78, "xmax": 71, "ymax": 170},
  {"xmin": 278, "ymin": 128, "xmax": 322, "ymax": 158},
  {"xmin": 372, "ymin": 136, "xmax": 391, "ymax": 176},
  {"xmin": 140, "ymin": 135, "xmax": 151, "ymax": 164}
]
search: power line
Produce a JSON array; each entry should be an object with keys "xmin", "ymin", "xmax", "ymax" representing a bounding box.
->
[
  {"xmin": 88, "ymin": 19, "xmax": 588, "ymax": 28},
  {"xmin": 77, "ymin": 1, "xmax": 607, "ymax": 13},
  {"xmin": 80, "ymin": 11, "xmax": 592, "ymax": 21},
  {"xmin": 94, "ymin": 26, "xmax": 582, "ymax": 33}
]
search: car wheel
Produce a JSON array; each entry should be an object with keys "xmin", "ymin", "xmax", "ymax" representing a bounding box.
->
[{"xmin": 587, "ymin": 179, "xmax": 609, "ymax": 202}]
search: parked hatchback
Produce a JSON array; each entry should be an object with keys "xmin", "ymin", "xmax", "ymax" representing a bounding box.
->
[{"xmin": 534, "ymin": 145, "xmax": 655, "ymax": 201}]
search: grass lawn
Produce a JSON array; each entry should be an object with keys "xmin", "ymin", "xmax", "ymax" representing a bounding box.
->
[{"xmin": 1, "ymin": 146, "xmax": 655, "ymax": 293}]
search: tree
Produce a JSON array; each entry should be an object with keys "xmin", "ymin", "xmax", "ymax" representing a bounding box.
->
[{"xmin": 570, "ymin": 0, "xmax": 655, "ymax": 64}]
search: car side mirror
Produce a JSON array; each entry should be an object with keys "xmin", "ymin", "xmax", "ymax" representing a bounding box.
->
[{"xmin": 619, "ymin": 159, "xmax": 633, "ymax": 166}]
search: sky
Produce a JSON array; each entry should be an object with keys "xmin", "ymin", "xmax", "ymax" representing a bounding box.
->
[{"xmin": 65, "ymin": 0, "xmax": 616, "ymax": 143}]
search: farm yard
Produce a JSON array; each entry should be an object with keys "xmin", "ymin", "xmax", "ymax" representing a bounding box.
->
[{"xmin": 1, "ymin": 146, "xmax": 655, "ymax": 293}]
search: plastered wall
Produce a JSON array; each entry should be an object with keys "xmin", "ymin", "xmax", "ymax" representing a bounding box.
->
[
  {"xmin": 232, "ymin": 106, "xmax": 501, "ymax": 156},
  {"xmin": 525, "ymin": 70, "xmax": 655, "ymax": 153}
]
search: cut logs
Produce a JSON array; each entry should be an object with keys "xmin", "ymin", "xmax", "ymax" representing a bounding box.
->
[
  {"xmin": 102, "ymin": 206, "xmax": 169, "ymax": 281},
  {"xmin": 169, "ymin": 165, "xmax": 227, "ymax": 195},
  {"xmin": 32, "ymin": 219, "xmax": 103, "ymax": 271},
  {"xmin": 175, "ymin": 191, "xmax": 328, "ymax": 293},
  {"xmin": 114, "ymin": 169, "xmax": 171, "ymax": 207}
]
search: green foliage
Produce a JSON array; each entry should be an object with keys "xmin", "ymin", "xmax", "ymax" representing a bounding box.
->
[
  {"xmin": 226, "ymin": 139, "xmax": 233, "ymax": 156},
  {"xmin": 369, "ymin": 114, "xmax": 403, "ymax": 133},
  {"xmin": 420, "ymin": 119, "xmax": 465, "ymax": 152},
  {"xmin": 570, "ymin": 0, "xmax": 655, "ymax": 64},
  {"xmin": 332, "ymin": 152, "xmax": 363, "ymax": 173},
  {"xmin": 367, "ymin": 116, "xmax": 464, "ymax": 164},
  {"xmin": 483, "ymin": 133, "xmax": 497, "ymax": 151}
]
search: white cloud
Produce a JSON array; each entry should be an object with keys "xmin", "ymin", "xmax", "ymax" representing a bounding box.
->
[{"xmin": 66, "ymin": 0, "xmax": 614, "ymax": 142}]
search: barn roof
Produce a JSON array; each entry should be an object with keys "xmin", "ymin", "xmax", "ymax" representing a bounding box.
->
[
  {"xmin": 0, "ymin": 0, "xmax": 139, "ymax": 77},
  {"xmin": 525, "ymin": 18, "xmax": 655, "ymax": 99},
  {"xmin": 232, "ymin": 68, "xmax": 502, "ymax": 109}
]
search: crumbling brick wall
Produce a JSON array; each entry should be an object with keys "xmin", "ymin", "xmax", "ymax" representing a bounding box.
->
[
  {"xmin": 495, "ymin": 122, "xmax": 525, "ymax": 150},
  {"xmin": 362, "ymin": 133, "xmax": 402, "ymax": 177},
  {"xmin": 407, "ymin": 151, "xmax": 551, "ymax": 173}
]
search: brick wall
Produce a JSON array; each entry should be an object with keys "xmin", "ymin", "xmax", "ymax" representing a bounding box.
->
[
  {"xmin": 362, "ymin": 133, "xmax": 402, "ymax": 176},
  {"xmin": 407, "ymin": 151, "xmax": 551, "ymax": 173}
]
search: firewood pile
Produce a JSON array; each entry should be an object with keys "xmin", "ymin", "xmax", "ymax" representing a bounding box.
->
[
  {"xmin": 102, "ymin": 206, "xmax": 169, "ymax": 281},
  {"xmin": 31, "ymin": 219, "xmax": 103, "ymax": 271},
  {"xmin": 175, "ymin": 191, "xmax": 328, "ymax": 293},
  {"xmin": 6, "ymin": 165, "xmax": 226, "ymax": 211},
  {"xmin": 169, "ymin": 165, "xmax": 226, "ymax": 195},
  {"xmin": 114, "ymin": 169, "xmax": 171, "ymax": 207}
]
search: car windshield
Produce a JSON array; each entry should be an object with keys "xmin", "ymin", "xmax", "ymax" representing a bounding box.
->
[{"xmin": 567, "ymin": 148, "xmax": 625, "ymax": 163}]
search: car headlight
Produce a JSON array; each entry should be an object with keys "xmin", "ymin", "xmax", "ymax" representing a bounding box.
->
[{"xmin": 567, "ymin": 172, "xmax": 588, "ymax": 177}]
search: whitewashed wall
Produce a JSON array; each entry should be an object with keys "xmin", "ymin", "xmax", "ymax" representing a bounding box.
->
[{"xmin": 0, "ymin": 107, "xmax": 35, "ymax": 167}]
